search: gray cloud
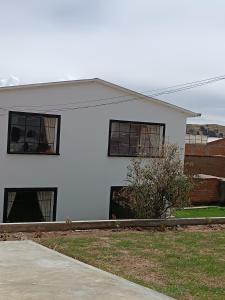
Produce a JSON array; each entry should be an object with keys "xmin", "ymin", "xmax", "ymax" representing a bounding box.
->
[{"xmin": 0, "ymin": 0, "xmax": 224, "ymax": 124}]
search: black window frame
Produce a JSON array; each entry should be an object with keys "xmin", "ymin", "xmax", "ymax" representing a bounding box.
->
[
  {"xmin": 7, "ymin": 111, "xmax": 61, "ymax": 155},
  {"xmin": 109, "ymin": 186, "xmax": 135, "ymax": 219},
  {"xmin": 108, "ymin": 119, "xmax": 166, "ymax": 157},
  {"xmin": 3, "ymin": 187, "xmax": 57, "ymax": 223}
]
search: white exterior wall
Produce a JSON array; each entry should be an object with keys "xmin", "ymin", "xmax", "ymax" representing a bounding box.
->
[{"xmin": 0, "ymin": 81, "xmax": 187, "ymax": 221}]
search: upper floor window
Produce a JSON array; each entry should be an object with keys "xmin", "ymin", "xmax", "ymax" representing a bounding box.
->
[
  {"xmin": 7, "ymin": 111, "xmax": 61, "ymax": 154},
  {"xmin": 108, "ymin": 120, "xmax": 165, "ymax": 157}
]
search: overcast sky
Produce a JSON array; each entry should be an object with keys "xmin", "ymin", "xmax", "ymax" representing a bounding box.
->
[{"xmin": 0, "ymin": 0, "xmax": 225, "ymax": 124}]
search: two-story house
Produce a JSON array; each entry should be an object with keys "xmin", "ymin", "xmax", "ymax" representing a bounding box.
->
[{"xmin": 0, "ymin": 78, "xmax": 199, "ymax": 222}]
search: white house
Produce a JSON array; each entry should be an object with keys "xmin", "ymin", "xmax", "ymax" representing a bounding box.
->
[{"xmin": 0, "ymin": 78, "xmax": 199, "ymax": 222}]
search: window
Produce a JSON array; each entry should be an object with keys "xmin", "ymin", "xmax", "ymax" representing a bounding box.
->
[
  {"xmin": 108, "ymin": 120, "xmax": 165, "ymax": 157},
  {"xmin": 7, "ymin": 111, "xmax": 61, "ymax": 154},
  {"xmin": 109, "ymin": 186, "xmax": 135, "ymax": 219},
  {"xmin": 3, "ymin": 188, "xmax": 57, "ymax": 223}
]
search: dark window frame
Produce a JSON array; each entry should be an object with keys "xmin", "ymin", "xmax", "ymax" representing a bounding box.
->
[
  {"xmin": 108, "ymin": 119, "xmax": 166, "ymax": 157},
  {"xmin": 7, "ymin": 111, "xmax": 61, "ymax": 155},
  {"xmin": 109, "ymin": 186, "xmax": 135, "ymax": 219},
  {"xmin": 3, "ymin": 187, "xmax": 57, "ymax": 223}
]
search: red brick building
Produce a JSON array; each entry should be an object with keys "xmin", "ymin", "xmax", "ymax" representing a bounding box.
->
[{"xmin": 185, "ymin": 138, "xmax": 225, "ymax": 205}]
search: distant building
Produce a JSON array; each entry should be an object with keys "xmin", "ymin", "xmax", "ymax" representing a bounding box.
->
[{"xmin": 186, "ymin": 124, "xmax": 225, "ymax": 138}]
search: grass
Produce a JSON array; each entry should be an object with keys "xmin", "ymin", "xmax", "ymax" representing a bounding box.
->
[
  {"xmin": 40, "ymin": 229, "xmax": 225, "ymax": 300},
  {"xmin": 174, "ymin": 207, "xmax": 225, "ymax": 218}
]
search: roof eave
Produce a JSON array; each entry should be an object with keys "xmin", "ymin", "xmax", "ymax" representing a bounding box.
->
[
  {"xmin": 0, "ymin": 77, "xmax": 201, "ymax": 118},
  {"xmin": 185, "ymin": 112, "xmax": 202, "ymax": 118}
]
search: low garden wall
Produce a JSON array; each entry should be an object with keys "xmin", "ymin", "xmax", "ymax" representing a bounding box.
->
[{"xmin": 1, "ymin": 218, "xmax": 225, "ymax": 233}]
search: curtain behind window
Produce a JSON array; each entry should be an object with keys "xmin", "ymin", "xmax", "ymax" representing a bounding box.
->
[
  {"xmin": 37, "ymin": 191, "xmax": 53, "ymax": 221},
  {"xmin": 7, "ymin": 192, "xmax": 16, "ymax": 219},
  {"xmin": 43, "ymin": 117, "xmax": 57, "ymax": 153}
]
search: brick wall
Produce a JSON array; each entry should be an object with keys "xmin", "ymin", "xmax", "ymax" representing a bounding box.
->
[
  {"xmin": 185, "ymin": 139, "xmax": 225, "ymax": 205},
  {"xmin": 185, "ymin": 138, "xmax": 225, "ymax": 156},
  {"xmin": 185, "ymin": 144, "xmax": 207, "ymax": 156},
  {"xmin": 191, "ymin": 177, "xmax": 219, "ymax": 205},
  {"xmin": 185, "ymin": 155, "xmax": 225, "ymax": 178},
  {"xmin": 207, "ymin": 139, "xmax": 225, "ymax": 156}
]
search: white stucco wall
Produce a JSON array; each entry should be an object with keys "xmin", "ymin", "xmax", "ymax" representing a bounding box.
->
[{"xmin": 0, "ymin": 81, "xmax": 188, "ymax": 221}]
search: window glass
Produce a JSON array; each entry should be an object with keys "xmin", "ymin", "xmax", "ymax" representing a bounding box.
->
[
  {"xmin": 120, "ymin": 123, "xmax": 130, "ymax": 132},
  {"xmin": 111, "ymin": 122, "xmax": 120, "ymax": 132},
  {"xmin": 109, "ymin": 121, "xmax": 165, "ymax": 157},
  {"xmin": 4, "ymin": 189, "xmax": 56, "ymax": 223},
  {"xmin": 8, "ymin": 112, "xmax": 60, "ymax": 154}
]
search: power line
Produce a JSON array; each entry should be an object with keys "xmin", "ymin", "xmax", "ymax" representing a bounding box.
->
[
  {"xmin": 147, "ymin": 74, "xmax": 225, "ymax": 94},
  {"xmin": 0, "ymin": 74, "xmax": 224, "ymax": 113},
  {"xmin": 0, "ymin": 74, "xmax": 224, "ymax": 111},
  {"xmin": 151, "ymin": 76, "xmax": 225, "ymax": 97},
  {"xmin": 5, "ymin": 75, "xmax": 225, "ymax": 110},
  {"xmin": 0, "ymin": 97, "xmax": 142, "ymax": 116}
]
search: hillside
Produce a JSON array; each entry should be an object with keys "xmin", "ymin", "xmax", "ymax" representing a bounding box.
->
[{"xmin": 186, "ymin": 124, "xmax": 225, "ymax": 138}]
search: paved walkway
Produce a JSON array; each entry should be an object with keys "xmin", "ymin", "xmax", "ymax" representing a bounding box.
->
[{"xmin": 0, "ymin": 241, "xmax": 174, "ymax": 300}]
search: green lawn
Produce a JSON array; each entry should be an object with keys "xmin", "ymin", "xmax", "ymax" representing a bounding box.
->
[
  {"xmin": 40, "ymin": 229, "xmax": 225, "ymax": 300},
  {"xmin": 174, "ymin": 207, "xmax": 225, "ymax": 218}
]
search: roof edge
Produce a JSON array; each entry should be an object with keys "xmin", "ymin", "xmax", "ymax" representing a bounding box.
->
[
  {"xmin": 0, "ymin": 77, "xmax": 201, "ymax": 117},
  {"xmin": 207, "ymin": 137, "xmax": 225, "ymax": 145},
  {"xmin": 94, "ymin": 78, "xmax": 201, "ymax": 117},
  {"xmin": 0, "ymin": 78, "xmax": 96, "ymax": 92}
]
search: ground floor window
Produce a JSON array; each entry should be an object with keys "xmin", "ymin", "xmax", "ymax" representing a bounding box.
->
[
  {"xmin": 109, "ymin": 186, "xmax": 135, "ymax": 219},
  {"xmin": 3, "ymin": 188, "xmax": 57, "ymax": 223}
]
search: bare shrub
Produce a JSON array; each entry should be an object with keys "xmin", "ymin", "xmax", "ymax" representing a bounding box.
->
[{"xmin": 120, "ymin": 144, "xmax": 194, "ymax": 219}]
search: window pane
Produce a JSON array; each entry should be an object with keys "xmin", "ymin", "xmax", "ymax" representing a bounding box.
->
[
  {"xmin": 118, "ymin": 143, "xmax": 129, "ymax": 155},
  {"xmin": 26, "ymin": 116, "xmax": 41, "ymax": 127},
  {"xmin": 37, "ymin": 191, "xmax": 55, "ymax": 222},
  {"xmin": 10, "ymin": 142, "xmax": 25, "ymax": 153},
  {"xmin": 25, "ymin": 143, "xmax": 39, "ymax": 152},
  {"xmin": 25, "ymin": 125, "xmax": 40, "ymax": 143},
  {"xmin": 42, "ymin": 117, "xmax": 57, "ymax": 153},
  {"xmin": 118, "ymin": 132, "xmax": 129, "ymax": 155},
  {"xmin": 146, "ymin": 125, "xmax": 159, "ymax": 134},
  {"xmin": 110, "ymin": 131, "xmax": 119, "ymax": 155},
  {"xmin": 120, "ymin": 123, "xmax": 130, "ymax": 132},
  {"xmin": 130, "ymin": 123, "xmax": 140, "ymax": 133},
  {"xmin": 129, "ymin": 146, "xmax": 138, "ymax": 156},
  {"xmin": 111, "ymin": 122, "xmax": 120, "ymax": 132},
  {"xmin": 139, "ymin": 125, "xmax": 163, "ymax": 156},
  {"xmin": 119, "ymin": 132, "xmax": 129, "ymax": 145},
  {"xmin": 130, "ymin": 134, "xmax": 139, "ymax": 146},
  {"xmin": 11, "ymin": 114, "xmax": 26, "ymax": 126},
  {"xmin": 140, "ymin": 129, "xmax": 152, "ymax": 148},
  {"xmin": 10, "ymin": 125, "xmax": 25, "ymax": 142}
]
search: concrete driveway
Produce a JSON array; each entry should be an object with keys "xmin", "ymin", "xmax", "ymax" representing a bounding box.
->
[{"xmin": 0, "ymin": 241, "xmax": 174, "ymax": 300}]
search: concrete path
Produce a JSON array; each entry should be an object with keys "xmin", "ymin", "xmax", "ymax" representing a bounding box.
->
[{"xmin": 0, "ymin": 241, "xmax": 174, "ymax": 300}]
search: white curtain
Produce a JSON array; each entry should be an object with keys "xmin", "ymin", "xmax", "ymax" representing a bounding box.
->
[
  {"xmin": 7, "ymin": 192, "xmax": 16, "ymax": 218},
  {"xmin": 139, "ymin": 126, "xmax": 152, "ymax": 156},
  {"xmin": 37, "ymin": 191, "xmax": 52, "ymax": 221},
  {"xmin": 139, "ymin": 125, "xmax": 161, "ymax": 156},
  {"xmin": 44, "ymin": 117, "xmax": 57, "ymax": 152}
]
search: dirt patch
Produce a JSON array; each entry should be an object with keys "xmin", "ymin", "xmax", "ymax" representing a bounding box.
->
[
  {"xmin": 118, "ymin": 254, "xmax": 166, "ymax": 286},
  {"xmin": 0, "ymin": 224, "xmax": 225, "ymax": 241}
]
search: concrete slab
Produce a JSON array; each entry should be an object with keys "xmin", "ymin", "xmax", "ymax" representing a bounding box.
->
[{"xmin": 0, "ymin": 241, "xmax": 174, "ymax": 300}]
